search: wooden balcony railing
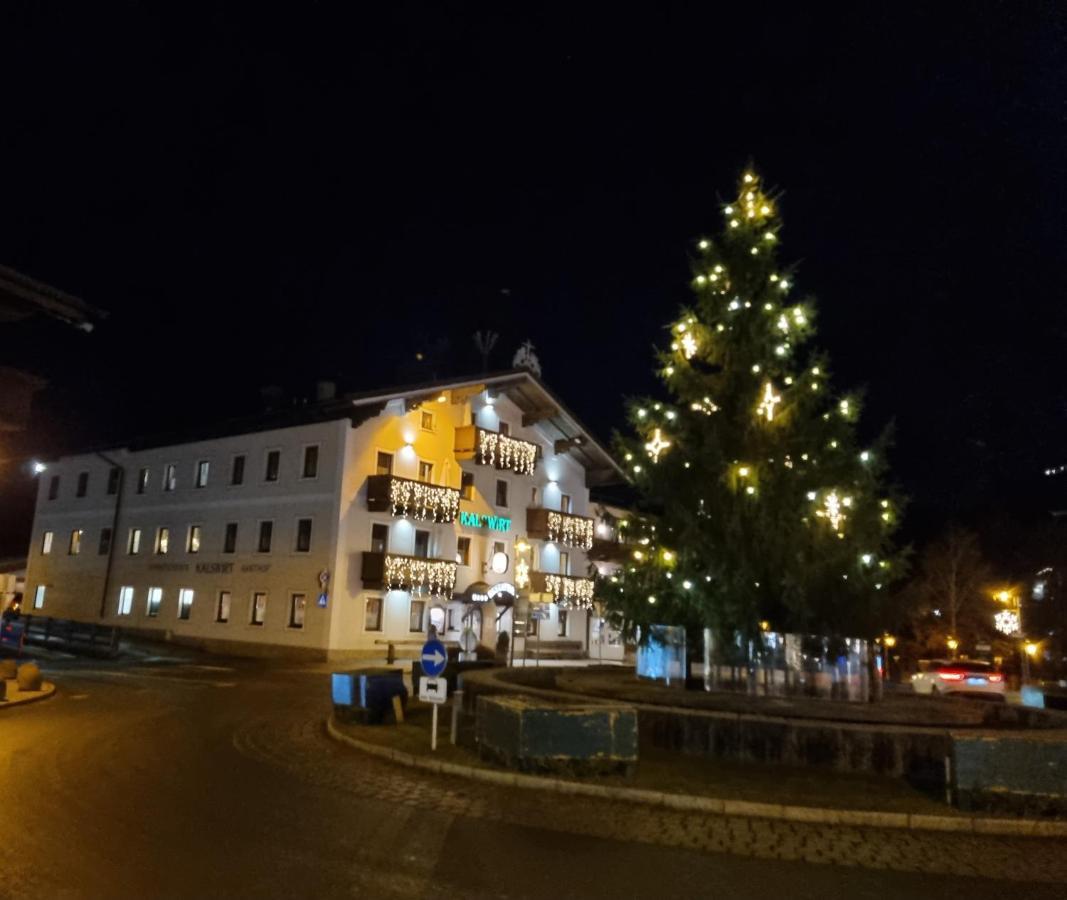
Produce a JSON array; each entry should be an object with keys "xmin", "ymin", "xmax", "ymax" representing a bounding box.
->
[
  {"xmin": 361, "ymin": 551, "xmax": 458, "ymax": 596},
  {"xmin": 454, "ymin": 424, "xmax": 538, "ymax": 476},
  {"xmin": 366, "ymin": 474, "xmax": 460, "ymax": 523},
  {"xmin": 526, "ymin": 507, "xmax": 594, "ymax": 550},
  {"xmin": 528, "ymin": 570, "xmax": 596, "ymax": 608}
]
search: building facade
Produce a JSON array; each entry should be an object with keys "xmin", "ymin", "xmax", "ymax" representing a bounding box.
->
[{"xmin": 22, "ymin": 372, "xmax": 622, "ymax": 660}]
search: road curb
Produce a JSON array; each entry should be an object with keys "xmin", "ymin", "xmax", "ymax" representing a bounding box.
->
[
  {"xmin": 0, "ymin": 681, "xmax": 56, "ymax": 711},
  {"xmin": 325, "ymin": 713, "xmax": 1067, "ymax": 838}
]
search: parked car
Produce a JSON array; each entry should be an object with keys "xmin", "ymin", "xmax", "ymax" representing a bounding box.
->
[{"xmin": 910, "ymin": 659, "xmax": 1006, "ymax": 699}]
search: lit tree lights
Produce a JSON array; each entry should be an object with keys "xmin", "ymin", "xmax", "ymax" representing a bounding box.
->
[{"xmin": 608, "ymin": 169, "xmax": 906, "ymax": 649}]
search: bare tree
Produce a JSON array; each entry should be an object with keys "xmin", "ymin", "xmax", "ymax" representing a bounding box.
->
[{"xmin": 906, "ymin": 528, "xmax": 994, "ymax": 656}]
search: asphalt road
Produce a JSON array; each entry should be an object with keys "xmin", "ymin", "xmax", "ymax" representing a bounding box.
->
[{"xmin": 1, "ymin": 654, "xmax": 1065, "ymax": 900}]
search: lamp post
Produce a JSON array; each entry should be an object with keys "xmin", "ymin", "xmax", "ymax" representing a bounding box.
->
[{"xmin": 995, "ymin": 589, "xmax": 1028, "ymax": 686}]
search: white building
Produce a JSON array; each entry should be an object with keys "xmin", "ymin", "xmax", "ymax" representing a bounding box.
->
[{"xmin": 22, "ymin": 372, "xmax": 623, "ymax": 661}]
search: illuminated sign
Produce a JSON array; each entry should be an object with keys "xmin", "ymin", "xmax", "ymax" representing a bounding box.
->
[
  {"xmin": 470, "ymin": 582, "xmax": 517, "ymax": 604},
  {"xmin": 459, "ymin": 511, "xmax": 511, "ymax": 532}
]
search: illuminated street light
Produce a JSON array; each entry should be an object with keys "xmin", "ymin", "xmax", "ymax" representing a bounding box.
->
[
  {"xmin": 31, "ymin": 461, "xmax": 47, "ymax": 475},
  {"xmin": 882, "ymin": 634, "xmax": 896, "ymax": 648},
  {"xmin": 1024, "ymin": 641, "xmax": 1039, "ymax": 658},
  {"xmin": 946, "ymin": 636, "xmax": 959, "ymax": 653}
]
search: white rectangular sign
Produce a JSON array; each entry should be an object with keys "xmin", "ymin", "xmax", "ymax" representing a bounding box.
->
[{"xmin": 419, "ymin": 676, "xmax": 448, "ymax": 704}]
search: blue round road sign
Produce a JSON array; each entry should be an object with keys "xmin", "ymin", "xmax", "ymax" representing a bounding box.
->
[{"xmin": 420, "ymin": 638, "xmax": 447, "ymax": 677}]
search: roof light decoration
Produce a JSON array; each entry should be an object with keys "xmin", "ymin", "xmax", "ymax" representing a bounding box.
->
[
  {"xmin": 477, "ymin": 429, "xmax": 537, "ymax": 475},
  {"xmin": 384, "ymin": 555, "xmax": 458, "ymax": 596},
  {"xmin": 546, "ymin": 511, "xmax": 594, "ymax": 550},
  {"xmin": 645, "ymin": 428, "xmax": 671, "ymax": 463},
  {"xmin": 388, "ymin": 478, "xmax": 460, "ymax": 522},
  {"xmin": 757, "ymin": 382, "xmax": 781, "ymax": 422},
  {"xmin": 545, "ymin": 574, "xmax": 596, "ymax": 609}
]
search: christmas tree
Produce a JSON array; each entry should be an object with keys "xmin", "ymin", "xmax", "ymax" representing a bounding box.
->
[{"xmin": 607, "ymin": 169, "xmax": 906, "ymax": 652}]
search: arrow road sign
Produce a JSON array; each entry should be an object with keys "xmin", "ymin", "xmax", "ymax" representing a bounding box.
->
[{"xmin": 420, "ymin": 638, "xmax": 447, "ymax": 677}]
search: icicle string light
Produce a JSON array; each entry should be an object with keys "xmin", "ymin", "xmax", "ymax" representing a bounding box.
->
[
  {"xmin": 388, "ymin": 478, "xmax": 460, "ymax": 522},
  {"xmin": 546, "ymin": 511, "xmax": 594, "ymax": 550},
  {"xmin": 384, "ymin": 555, "xmax": 458, "ymax": 596},
  {"xmin": 545, "ymin": 574, "xmax": 596, "ymax": 609},
  {"xmin": 478, "ymin": 429, "xmax": 537, "ymax": 475}
]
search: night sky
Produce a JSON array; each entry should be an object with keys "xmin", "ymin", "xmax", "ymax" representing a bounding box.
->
[{"xmin": 2, "ymin": 4, "xmax": 1066, "ymax": 557}]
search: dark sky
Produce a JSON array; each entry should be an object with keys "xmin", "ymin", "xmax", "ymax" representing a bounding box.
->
[{"xmin": 2, "ymin": 3, "xmax": 1066, "ymax": 554}]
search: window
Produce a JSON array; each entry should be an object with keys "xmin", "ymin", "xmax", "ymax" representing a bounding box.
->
[
  {"xmin": 47, "ymin": 475, "xmax": 60, "ymax": 500},
  {"xmin": 420, "ymin": 411, "xmax": 435, "ymax": 431},
  {"xmin": 178, "ymin": 588, "xmax": 194, "ymax": 620},
  {"xmin": 231, "ymin": 455, "xmax": 245, "ymax": 485},
  {"xmin": 289, "ymin": 593, "xmax": 306, "ymax": 628},
  {"xmin": 137, "ymin": 467, "xmax": 150, "ymax": 494},
  {"xmin": 414, "ymin": 529, "xmax": 430, "ymax": 559},
  {"xmin": 409, "ymin": 599, "xmax": 426, "ymax": 632},
  {"xmin": 498, "ymin": 421, "xmax": 510, "ymax": 436},
  {"xmin": 216, "ymin": 591, "xmax": 231, "ymax": 623},
  {"xmin": 495, "ymin": 479, "xmax": 508, "ymax": 508},
  {"xmin": 370, "ymin": 523, "xmax": 389, "ymax": 554},
  {"xmin": 447, "ymin": 608, "xmax": 458, "ymax": 631},
  {"xmin": 251, "ymin": 592, "xmax": 267, "ymax": 625},
  {"xmin": 558, "ymin": 609, "xmax": 569, "ymax": 637},
  {"xmin": 493, "ymin": 540, "xmax": 506, "ymax": 559},
  {"xmin": 559, "ymin": 551, "xmax": 570, "ymax": 575},
  {"xmin": 456, "ymin": 536, "xmax": 471, "ymax": 566},
  {"xmin": 107, "ymin": 467, "xmax": 121, "ymax": 495},
  {"xmin": 461, "ymin": 471, "xmax": 474, "ymax": 500},
  {"xmin": 264, "ymin": 450, "xmax": 280, "ymax": 482},
  {"xmin": 146, "ymin": 587, "xmax": 162, "ymax": 617},
  {"xmin": 33, "ymin": 585, "xmax": 45, "ymax": 609},
  {"xmin": 365, "ymin": 597, "xmax": 382, "ymax": 632},
  {"xmin": 155, "ymin": 527, "xmax": 170, "ymax": 555},
  {"xmin": 41, "ymin": 531, "xmax": 54, "ymax": 555},
  {"xmin": 117, "ymin": 586, "xmax": 134, "ymax": 616},
  {"xmin": 561, "ymin": 494, "xmax": 572, "ymax": 514},
  {"xmin": 98, "ymin": 527, "xmax": 112, "ymax": 556},
  {"xmin": 127, "ymin": 528, "xmax": 142, "ymax": 555},
  {"xmin": 195, "ymin": 460, "xmax": 209, "ymax": 488},
  {"xmin": 418, "ymin": 461, "xmax": 433, "ymax": 483},
  {"xmin": 223, "ymin": 522, "xmax": 238, "ymax": 554},
  {"xmin": 295, "ymin": 518, "xmax": 312, "ymax": 553},
  {"xmin": 257, "ymin": 521, "xmax": 273, "ymax": 553},
  {"xmin": 76, "ymin": 471, "xmax": 89, "ymax": 497},
  {"xmin": 69, "ymin": 529, "xmax": 82, "ymax": 555},
  {"xmin": 163, "ymin": 464, "xmax": 177, "ymax": 491},
  {"xmin": 429, "ymin": 606, "xmax": 445, "ymax": 634},
  {"xmin": 531, "ymin": 486, "xmax": 539, "ymax": 506},
  {"xmin": 375, "ymin": 451, "xmax": 393, "ymax": 475},
  {"xmin": 302, "ymin": 445, "xmax": 319, "ymax": 479},
  {"xmin": 187, "ymin": 525, "xmax": 202, "ymax": 554}
]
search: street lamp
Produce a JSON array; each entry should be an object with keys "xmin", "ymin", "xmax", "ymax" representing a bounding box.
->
[
  {"xmin": 993, "ymin": 589, "xmax": 1029, "ymax": 685},
  {"xmin": 946, "ymin": 636, "xmax": 959, "ymax": 655}
]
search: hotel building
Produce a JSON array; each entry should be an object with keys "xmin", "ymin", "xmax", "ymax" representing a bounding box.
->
[{"xmin": 22, "ymin": 371, "xmax": 623, "ymax": 660}]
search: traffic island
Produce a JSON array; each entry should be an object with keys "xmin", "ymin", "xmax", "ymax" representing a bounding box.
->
[
  {"xmin": 326, "ymin": 703, "xmax": 1067, "ymax": 837},
  {"xmin": 0, "ymin": 678, "xmax": 56, "ymax": 709}
]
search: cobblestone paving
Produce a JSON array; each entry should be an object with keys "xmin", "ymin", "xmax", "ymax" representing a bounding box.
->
[{"xmin": 233, "ymin": 711, "xmax": 1067, "ymax": 884}]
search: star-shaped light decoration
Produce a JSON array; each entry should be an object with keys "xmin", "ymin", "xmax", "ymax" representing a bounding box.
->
[
  {"xmin": 645, "ymin": 428, "xmax": 671, "ymax": 463},
  {"xmin": 814, "ymin": 491, "xmax": 845, "ymax": 531},
  {"xmin": 757, "ymin": 382, "xmax": 781, "ymax": 422},
  {"xmin": 680, "ymin": 331, "xmax": 699, "ymax": 360},
  {"xmin": 994, "ymin": 609, "xmax": 1020, "ymax": 636}
]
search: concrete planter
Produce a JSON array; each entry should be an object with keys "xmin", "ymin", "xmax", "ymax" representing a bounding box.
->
[{"xmin": 476, "ymin": 694, "xmax": 638, "ymax": 776}]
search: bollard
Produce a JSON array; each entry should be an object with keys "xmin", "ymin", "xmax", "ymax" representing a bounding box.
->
[{"xmin": 451, "ymin": 690, "xmax": 463, "ymax": 745}]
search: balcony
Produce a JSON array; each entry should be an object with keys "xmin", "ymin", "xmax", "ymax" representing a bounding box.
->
[
  {"xmin": 526, "ymin": 507, "xmax": 594, "ymax": 550},
  {"xmin": 588, "ymin": 537, "xmax": 629, "ymax": 563},
  {"xmin": 366, "ymin": 474, "xmax": 460, "ymax": 523},
  {"xmin": 454, "ymin": 424, "xmax": 538, "ymax": 476},
  {"xmin": 361, "ymin": 551, "xmax": 458, "ymax": 596},
  {"xmin": 528, "ymin": 570, "xmax": 596, "ymax": 609}
]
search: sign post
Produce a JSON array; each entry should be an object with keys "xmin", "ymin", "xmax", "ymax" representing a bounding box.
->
[{"xmin": 419, "ymin": 638, "xmax": 448, "ymax": 751}]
